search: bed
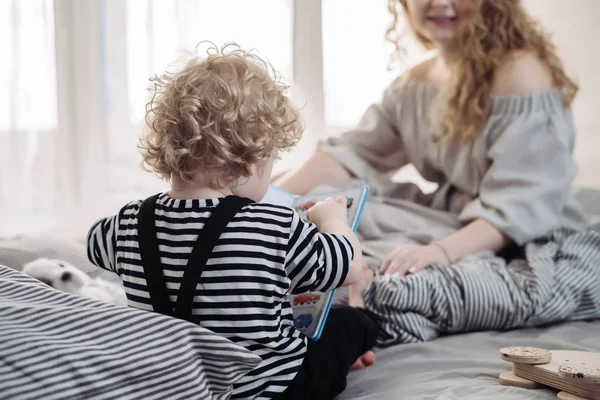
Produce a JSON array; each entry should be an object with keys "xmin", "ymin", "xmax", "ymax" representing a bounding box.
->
[{"xmin": 1, "ymin": 188, "xmax": 599, "ymax": 399}]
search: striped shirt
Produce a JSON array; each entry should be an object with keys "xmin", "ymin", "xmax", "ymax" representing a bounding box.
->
[{"xmin": 87, "ymin": 194, "xmax": 353, "ymax": 399}]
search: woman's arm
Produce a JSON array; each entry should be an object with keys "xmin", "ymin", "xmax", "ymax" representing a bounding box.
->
[
  {"xmin": 380, "ymin": 219, "xmax": 511, "ymax": 276},
  {"xmin": 437, "ymin": 218, "xmax": 511, "ymax": 263},
  {"xmin": 275, "ymin": 152, "xmax": 354, "ymax": 195}
]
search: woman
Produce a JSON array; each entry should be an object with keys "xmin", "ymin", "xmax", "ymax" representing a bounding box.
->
[{"xmin": 278, "ymin": 0, "xmax": 600, "ymax": 346}]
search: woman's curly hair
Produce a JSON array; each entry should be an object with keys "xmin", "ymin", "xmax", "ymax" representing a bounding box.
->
[
  {"xmin": 140, "ymin": 42, "xmax": 303, "ymax": 185},
  {"xmin": 387, "ymin": 0, "xmax": 578, "ymax": 143}
]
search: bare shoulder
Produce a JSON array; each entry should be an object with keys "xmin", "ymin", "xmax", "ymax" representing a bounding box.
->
[{"xmin": 492, "ymin": 49, "xmax": 554, "ymax": 95}]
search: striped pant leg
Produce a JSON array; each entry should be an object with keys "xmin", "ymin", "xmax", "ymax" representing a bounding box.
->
[
  {"xmin": 364, "ymin": 252, "xmax": 526, "ymax": 347},
  {"xmin": 364, "ymin": 228, "xmax": 600, "ymax": 348},
  {"xmin": 524, "ymin": 227, "xmax": 600, "ymax": 325}
]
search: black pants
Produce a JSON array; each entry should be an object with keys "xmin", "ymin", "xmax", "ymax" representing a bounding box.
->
[{"xmin": 278, "ymin": 306, "xmax": 378, "ymax": 400}]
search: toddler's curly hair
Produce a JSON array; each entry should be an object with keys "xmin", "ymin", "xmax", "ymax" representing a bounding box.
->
[{"xmin": 140, "ymin": 42, "xmax": 303, "ymax": 186}]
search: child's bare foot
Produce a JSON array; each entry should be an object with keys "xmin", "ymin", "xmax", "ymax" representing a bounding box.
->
[
  {"xmin": 349, "ymin": 350, "xmax": 376, "ymax": 371},
  {"xmin": 348, "ymin": 265, "xmax": 374, "ymax": 309}
]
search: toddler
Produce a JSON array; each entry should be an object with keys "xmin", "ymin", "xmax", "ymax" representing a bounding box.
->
[{"xmin": 87, "ymin": 43, "xmax": 377, "ymax": 399}]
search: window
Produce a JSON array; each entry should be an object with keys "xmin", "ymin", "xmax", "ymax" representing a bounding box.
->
[
  {"xmin": 322, "ymin": 0, "xmax": 396, "ymax": 129},
  {"xmin": 126, "ymin": 0, "xmax": 294, "ymax": 125},
  {"xmin": 0, "ymin": 0, "xmax": 57, "ymax": 132},
  {"xmin": 322, "ymin": 0, "xmax": 430, "ymax": 132}
]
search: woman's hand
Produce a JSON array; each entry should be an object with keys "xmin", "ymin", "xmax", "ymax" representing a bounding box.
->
[{"xmin": 380, "ymin": 244, "xmax": 451, "ymax": 276}]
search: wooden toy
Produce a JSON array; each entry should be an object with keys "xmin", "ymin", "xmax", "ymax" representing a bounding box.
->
[
  {"xmin": 498, "ymin": 347, "xmax": 600, "ymax": 400},
  {"xmin": 500, "ymin": 346, "xmax": 553, "ymax": 364},
  {"xmin": 559, "ymin": 362, "xmax": 600, "ymax": 383},
  {"xmin": 557, "ymin": 391, "xmax": 592, "ymax": 400},
  {"xmin": 499, "ymin": 371, "xmax": 544, "ymax": 389}
]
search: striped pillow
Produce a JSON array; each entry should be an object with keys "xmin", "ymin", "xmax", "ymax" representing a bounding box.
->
[{"xmin": 0, "ymin": 265, "xmax": 261, "ymax": 400}]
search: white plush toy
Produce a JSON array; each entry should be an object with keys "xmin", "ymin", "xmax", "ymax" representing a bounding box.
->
[{"xmin": 22, "ymin": 258, "xmax": 127, "ymax": 306}]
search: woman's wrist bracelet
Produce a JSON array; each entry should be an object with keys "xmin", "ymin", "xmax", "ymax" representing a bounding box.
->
[{"xmin": 432, "ymin": 242, "xmax": 453, "ymax": 264}]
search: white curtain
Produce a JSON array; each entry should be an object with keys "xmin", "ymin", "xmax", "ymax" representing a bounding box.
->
[{"xmin": 0, "ymin": 0, "xmax": 77, "ymax": 236}]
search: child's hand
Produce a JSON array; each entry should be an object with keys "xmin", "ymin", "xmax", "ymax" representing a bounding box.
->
[{"xmin": 306, "ymin": 196, "xmax": 348, "ymax": 228}]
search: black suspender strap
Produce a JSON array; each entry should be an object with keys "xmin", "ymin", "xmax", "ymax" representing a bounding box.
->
[
  {"xmin": 137, "ymin": 195, "xmax": 254, "ymax": 322},
  {"xmin": 138, "ymin": 194, "xmax": 173, "ymax": 317},
  {"xmin": 174, "ymin": 196, "xmax": 253, "ymax": 321}
]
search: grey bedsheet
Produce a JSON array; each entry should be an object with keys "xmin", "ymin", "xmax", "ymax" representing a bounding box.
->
[{"xmin": 340, "ymin": 320, "xmax": 600, "ymax": 399}]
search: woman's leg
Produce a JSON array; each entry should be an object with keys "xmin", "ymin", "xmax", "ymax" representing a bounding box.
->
[
  {"xmin": 274, "ymin": 152, "xmax": 353, "ymax": 195},
  {"xmin": 364, "ymin": 227, "xmax": 600, "ymax": 347}
]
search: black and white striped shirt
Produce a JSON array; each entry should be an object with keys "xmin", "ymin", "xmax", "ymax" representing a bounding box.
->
[{"xmin": 87, "ymin": 194, "xmax": 353, "ymax": 399}]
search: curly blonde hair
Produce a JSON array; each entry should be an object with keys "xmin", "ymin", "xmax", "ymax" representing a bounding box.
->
[
  {"xmin": 387, "ymin": 0, "xmax": 578, "ymax": 143},
  {"xmin": 140, "ymin": 42, "xmax": 303, "ymax": 186}
]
